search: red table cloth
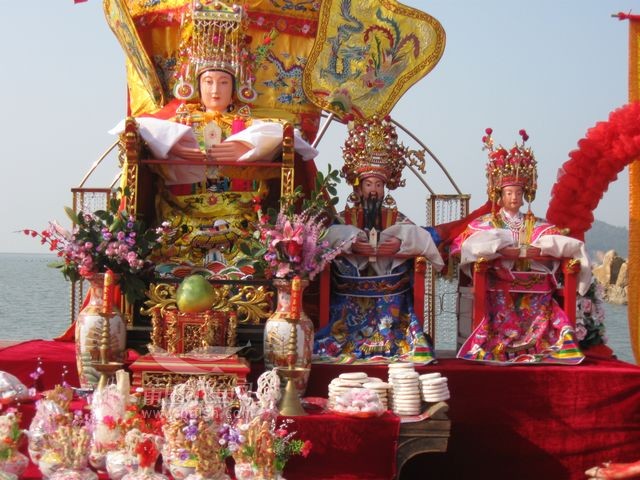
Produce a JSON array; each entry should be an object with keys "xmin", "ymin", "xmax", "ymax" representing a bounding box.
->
[{"xmin": 3, "ymin": 340, "xmax": 640, "ymax": 480}]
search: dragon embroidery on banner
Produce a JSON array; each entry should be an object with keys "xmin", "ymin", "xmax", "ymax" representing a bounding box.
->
[
  {"xmin": 361, "ymin": 9, "xmax": 420, "ymax": 94},
  {"xmin": 268, "ymin": 0, "xmax": 319, "ymax": 13},
  {"xmin": 322, "ymin": 0, "xmax": 420, "ymax": 98},
  {"xmin": 320, "ymin": 0, "xmax": 369, "ymax": 84},
  {"xmin": 263, "ymin": 51, "xmax": 308, "ymax": 106},
  {"xmin": 303, "ymin": 0, "xmax": 445, "ymax": 119}
]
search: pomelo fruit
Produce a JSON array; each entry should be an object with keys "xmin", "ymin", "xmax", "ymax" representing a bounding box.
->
[{"xmin": 176, "ymin": 274, "xmax": 215, "ymax": 312}]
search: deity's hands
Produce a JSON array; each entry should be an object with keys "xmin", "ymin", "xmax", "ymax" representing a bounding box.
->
[
  {"xmin": 169, "ymin": 142, "xmax": 206, "ymax": 161},
  {"xmin": 207, "ymin": 141, "xmax": 252, "ymax": 162},
  {"xmin": 377, "ymin": 237, "xmax": 401, "ymax": 256},
  {"xmin": 352, "ymin": 237, "xmax": 401, "ymax": 256}
]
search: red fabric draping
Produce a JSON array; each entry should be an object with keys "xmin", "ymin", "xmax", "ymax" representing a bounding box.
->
[
  {"xmin": 4, "ymin": 340, "xmax": 640, "ymax": 480},
  {"xmin": 0, "ymin": 340, "xmax": 79, "ymax": 390},
  {"xmin": 282, "ymin": 412, "xmax": 400, "ymax": 480},
  {"xmin": 309, "ymin": 360, "xmax": 640, "ymax": 480},
  {"xmin": 546, "ymin": 102, "xmax": 640, "ymax": 237}
]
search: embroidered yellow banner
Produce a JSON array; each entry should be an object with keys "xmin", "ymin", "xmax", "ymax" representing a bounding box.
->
[
  {"xmin": 104, "ymin": 0, "xmax": 165, "ymax": 113},
  {"xmin": 302, "ymin": 0, "xmax": 445, "ymax": 120}
]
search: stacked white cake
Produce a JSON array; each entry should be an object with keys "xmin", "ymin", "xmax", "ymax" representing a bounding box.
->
[
  {"xmin": 328, "ymin": 372, "xmax": 389, "ymax": 410},
  {"xmin": 419, "ymin": 372, "xmax": 450, "ymax": 403},
  {"xmin": 388, "ymin": 363, "xmax": 422, "ymax": 416},
  {"xmin": 326, "ymin": 367, "xmax": 451, "ymax": 416}
]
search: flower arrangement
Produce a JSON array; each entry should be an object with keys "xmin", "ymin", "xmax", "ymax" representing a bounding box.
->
[
  {"xmin": 231, "ymin": 416, "xmax": 312, "ymax": 478},
  {"xmin": 120, "ymin": 431, "xmax": 166, "ymax": 480},
  {"xmin": 230, "ymin": 371, "xmax": 312, "ymax": 479},
  {"xmin": 27, "ymin": 385, "xmax": 74, "ymax": 464},
  {"xmin": 23, "ymin": 189, "xmax": 161, "ymax": 302},
  {"xmin": 40, "ymin": 410, "xmax": 95, "ymax": 479},
  {"xmin": 0, "ymin": 408, "xmax": 28, "ymax": 477},
  {"xmin": 272, "ymin": 425, "xmax": 312, "ymax": 473},
  {"xmin": 238, "ymin": 166, "xmax": 343, "ymax": 280},
  {"xmin": 576, "ymin": 280, "xmax": 607, "ymax": 349},
  {"xmin": 0, "ymin": 409, "xmax": 23, "ymax": 460},
  {"xmin": 160, "ymin": 378, "xmax": 235, "ymax": 478}
]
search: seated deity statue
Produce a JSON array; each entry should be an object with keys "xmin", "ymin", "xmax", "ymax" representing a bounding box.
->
[
  {"xmin": 110, "ymin": 2, "xmax": 316, "ymax": 275},
  {"xmin": 450, "ymin": 129, "xmax": 591, "ymax": 365},
  {"xmin": 313, "ymin": 116, "xmax": 444, "ymax": 364}
]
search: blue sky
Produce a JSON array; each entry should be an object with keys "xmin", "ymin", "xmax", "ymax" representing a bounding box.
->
[{"xmin": 0, "ymin": 0, "xmax": 636, "ymax": 253}]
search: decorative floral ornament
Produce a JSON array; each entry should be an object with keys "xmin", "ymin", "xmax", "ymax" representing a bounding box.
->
[
  {"xmin": 23, "ymin": 189, "xmax": 162, "ymax": 303},
  {"xmin": 237, "ymin": 166, "xmax": 344, "ymax": 280},
  {"xmin": 576, "ymin": 280, "xmax": 608, "ymax": 349}
]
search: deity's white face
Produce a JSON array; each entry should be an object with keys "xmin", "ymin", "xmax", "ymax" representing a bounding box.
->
[
  {"xmin": 500, "ymin": 185, "xmax": 524, "ymax": 215},
  {"xmin": 199, "ymin": 70, "xmax": 234, "ymax": 113},
  {"xmin": 360, "ymin": 176, "xmax": 385, "ymax": 200}
]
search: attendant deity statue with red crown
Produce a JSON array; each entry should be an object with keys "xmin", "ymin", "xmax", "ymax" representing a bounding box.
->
[
  {"xmin": 451, "ymin": 128, "xmax": 591, "ymax": 364},
  {"xmin": 111, "ymin": 0, "xmax": 316, "ymax": 273},
  {"xmin": 313, "ymin": 116, "xmax": 444, "ymax": 364}
]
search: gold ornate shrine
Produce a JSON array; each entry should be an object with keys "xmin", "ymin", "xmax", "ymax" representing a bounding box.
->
[{"xmin": 141, "ymin": 281, "xmax": 273, "ymax": 354}]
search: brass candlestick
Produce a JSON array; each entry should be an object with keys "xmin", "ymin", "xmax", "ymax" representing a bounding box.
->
[
  {"xmin": 277, "ymin": 311, "xmax": 308, "ymax": 416},
  {"xmin": 93, "ymin": 312, "xmax": 123, "ymax": 391}
]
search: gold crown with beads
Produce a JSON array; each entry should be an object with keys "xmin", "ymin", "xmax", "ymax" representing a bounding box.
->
[
  {"xmin": 341, "ymin": 115, "xmax": 425, "ymax": 191},
  {"xmin": 173, "ymin": 0, "xmax": 258, "ymax": 103},
  {"xmin": 483, "ymin": 128, "xmax": 538, "ymax": 204}
]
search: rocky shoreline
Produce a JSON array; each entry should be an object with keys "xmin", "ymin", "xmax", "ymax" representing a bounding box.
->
[{"xmin": 592, "ymin": 250, "xmax": 628, "ymax": 304}]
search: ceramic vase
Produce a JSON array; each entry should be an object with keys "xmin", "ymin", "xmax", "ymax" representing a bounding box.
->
[
  {"xmin": 75, "ymin": 273, "xmax": 126, "ymax": 389},
  {"xmin": 184, "ymin": 472, "xmax": 230, "ymax": 480},
  {"xmin": 263, "ymin": 279, "xmax": 313, "ymax": 396},
  {"xmin": 122, "ymin": 466, "xmax": 168, "ymax": 480},
  {"xmin": 166, "ymin": 459, "xmax": 196, "ymax": 480},
  {"xmin": 234, "ymin": 462, "xmax": 285, "ymax": 480},
  {"xmin": 37, "ymin": 451, "xmax": 64, "ymax": 478},
  {"xmin": 106, "ymin": 450, "xmax": 139, "ymax": 480},
  {"xmin": 0, "ymin": 451, "xmax": 28, "ymax": 477},
  {"xmin": 49, "ymin": 467, "xmax": 98, "ymax": 480}
]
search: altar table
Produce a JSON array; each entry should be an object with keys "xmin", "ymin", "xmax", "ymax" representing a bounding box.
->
[
  {"xmin": 2, "ymin": 340, "xmax": 640, "ymax": 480},
  {"xmin": 17, "ymin": 409, "xmax": 400, "ymax": 480}
]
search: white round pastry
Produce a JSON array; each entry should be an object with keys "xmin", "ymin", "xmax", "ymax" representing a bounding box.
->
[
  {"xmin": 392, "ymin": 379, "xmax": 420, "ymax": 387},
  {"xmin": 363, "ymin": 382, "xmax": 391, "ymax": 390},
  {"xmin": 391, "ymin": 370, "xmax": 420, "ymax": 380},
  {"xmin": 419, "ymin": 372, "xmax": 442, "ymax": 381},
  {"xmin": 365, "ymin": 376, "xmax": 384, "ymax": 383},
  {"xmin": 339, "ymin": 372, "xmax": 369, "ymax": 381},
  {"xmin": 388, "ymin": 362, "xmax": 415, "ymax": 369},
  {"xmin": 333, "ymin": 379, "xmax": 366, "ymax": 388},
  {"xmin": 423, "ymin": 393, "xmax": 450, "ymax": 402},
  {"xmin": 421, "ymin": 384, "xmax": 449, "ymax": 393},
  {"xmin": 393, "ymin": 393, "xmax": 421, "ymax": 402},
  {"xmin": 393, "ymin": 402, "xmax": 422, "ymax": 409},
  {"xmin": 394, "ymin": 408, "xmax": 421, "ymax": 416},
  {"xmin": 421, "ymin": 376, "xmax": 448, "ymax": 386}
]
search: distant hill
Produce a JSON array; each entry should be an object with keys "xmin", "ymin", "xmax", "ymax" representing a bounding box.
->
[{"xmin": 585, "ymin": 220, "xmax": 629, "ymax": 261}]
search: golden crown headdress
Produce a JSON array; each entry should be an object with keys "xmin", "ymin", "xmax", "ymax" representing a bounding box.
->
[
  {"xmin": 483, "ymin": 128, "xmax": 538, "ymax": 205},
  {"xmin": 341, "ymin": 116, "xmax": 425, "ymax": 191},
  {"xmin": 173, "ymin": 0, "xmax": 257, "ymax": 103}
]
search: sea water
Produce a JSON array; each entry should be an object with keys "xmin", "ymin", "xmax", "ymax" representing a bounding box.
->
[{"xmin": 0, "ymin": 253, "xmax": 635, "ymax": 363}]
